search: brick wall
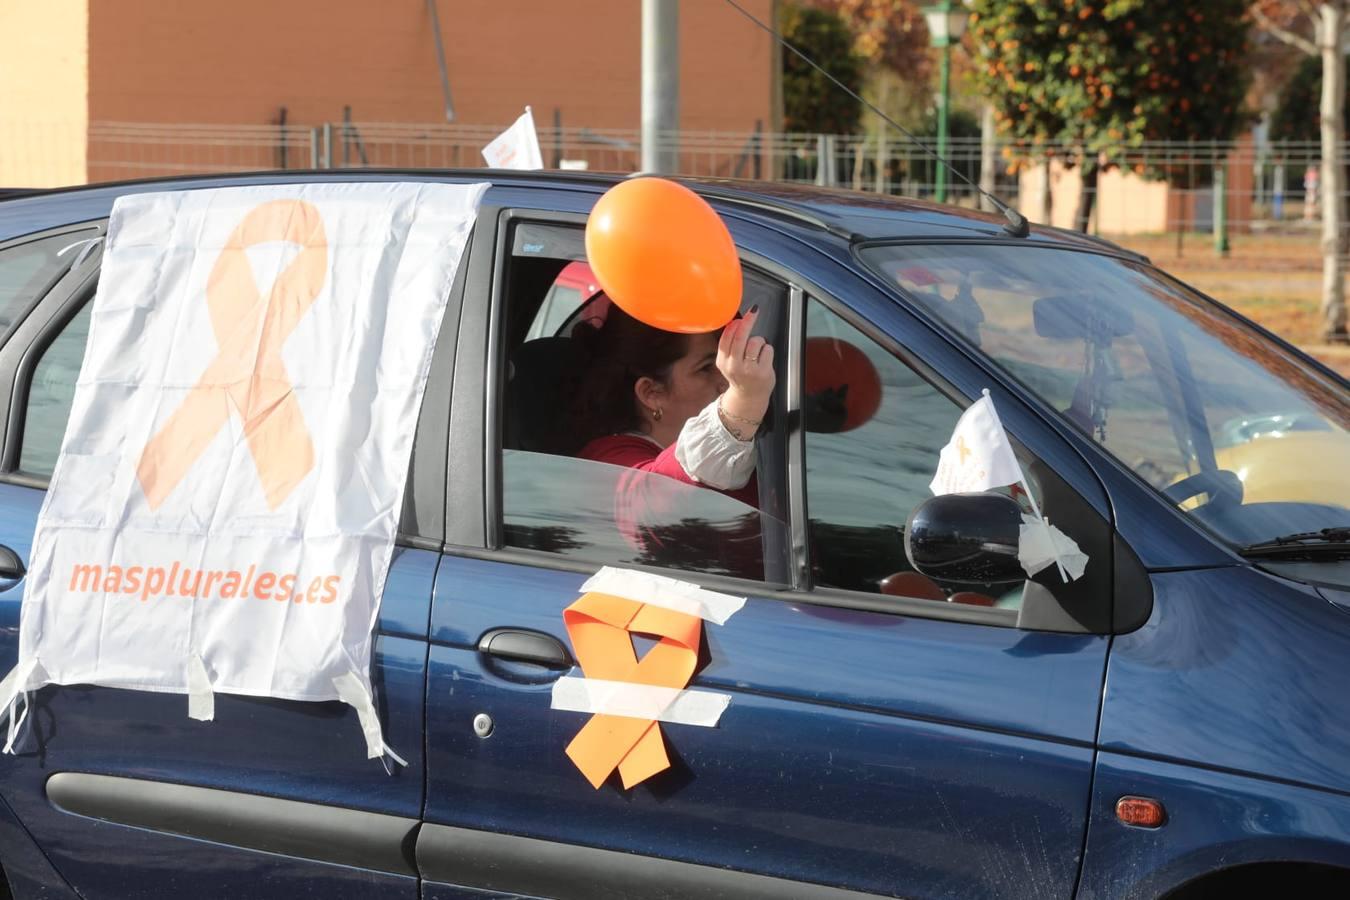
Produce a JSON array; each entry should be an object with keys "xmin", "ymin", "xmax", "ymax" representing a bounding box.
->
[{"xmin": 86, "ymin": 0, "xmax": 774, "ymax": 133}]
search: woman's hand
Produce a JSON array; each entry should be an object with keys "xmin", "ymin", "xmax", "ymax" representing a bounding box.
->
[{"xmin": 716, "ymin": 307, "xmax": 775, "ymax": 435}]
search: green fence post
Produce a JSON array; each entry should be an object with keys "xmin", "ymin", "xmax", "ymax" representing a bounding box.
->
[{"xmin": 1214, "ymin": 160, "xmax": 1230, "ymax": 257}]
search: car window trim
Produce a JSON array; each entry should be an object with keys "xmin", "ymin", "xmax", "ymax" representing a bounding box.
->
[
  {"xmin": 0, "ymin": 222, "xmax": 104, "ymax": 350},
  {"xmin": 437, "ymin": 544, "xmax": 1018, "ymax": 628},
  {"xmin": 482, "ymin": 209, "xmax": 555, "ymax": 550},
  {"xmin": 0, "ymin": 249, "xmax": 103, "ymax": 477},
  {"xmin": 790, "ymin": 284, "xmax": 1035, "ymax": 623},
  {"xmin": 456, "ymin": 209, "xmax": 1042, "ymax": 627},
  {"xmin": 444, "ymin": 204, "xmax": 504, "ymax": 550},
  {"xmin": 785, "ymin": 283, "xmax": 810, "ymax": 589},
  {"xmin": 4, "ymin": 272, "xmax": 96, "ymax": 477},
  {"xmin": 462, "ymin": 209, "xmax": 1121, "ymax": 630},
  {"xmin": 479, "ymin": 209, "xmax": 798, "ymax": 589},
  {"xmin": 403, "ymin": 227, "xmax": 470, "ymax": 545},
  {"xmin": 746, "ymin": 253, "xmax": 1115, "ymax": 630}
]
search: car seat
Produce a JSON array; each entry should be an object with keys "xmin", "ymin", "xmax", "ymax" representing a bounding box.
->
[{"xmin": 503, "ymin": 336, "xmax": 589, "ymax": 457}]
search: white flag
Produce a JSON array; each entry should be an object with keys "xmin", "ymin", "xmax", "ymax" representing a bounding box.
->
[
  {"xmin": 482, "ymin": 106, "xmax": 544, "ymax": 170},
  {"xmin": 929, "ymin": 390, "xmax": 1025, "ymax": 496},
  {"xmin": 0, "ymin": 181, "xmax": 487, "ymax": 758}
]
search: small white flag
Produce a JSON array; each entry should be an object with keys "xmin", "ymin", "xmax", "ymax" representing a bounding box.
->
[
  {"xmin": 482, "ymin": 106, "xmax": 544, "ymax": 170},
  {"xmin": 929, "ymin": 390, "xmax": 1025, "ymax": 496}
]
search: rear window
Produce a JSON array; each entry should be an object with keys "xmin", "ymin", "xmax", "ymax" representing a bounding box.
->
[{"xmin": 0, "ymin": 231, "xmax": 94, "ymax": 334}]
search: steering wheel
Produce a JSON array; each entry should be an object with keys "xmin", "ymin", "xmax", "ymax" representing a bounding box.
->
[{"xmin": 1162, "ymin": 469, "xmax": 1244, "ymax": 509}]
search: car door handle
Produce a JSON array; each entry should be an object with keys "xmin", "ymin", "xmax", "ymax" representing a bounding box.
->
[
  {"xmin": 476, "ymin": 628, "xmax": 573, "ymax": 669},
  {"xmin": 0, "ymin": 544, "xmax": 25, "ymax": 580}
]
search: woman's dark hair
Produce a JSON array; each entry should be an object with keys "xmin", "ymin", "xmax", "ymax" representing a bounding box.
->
[{"xmin": 571, "ymin": 297, "xmax": 692, "ymax": 444}]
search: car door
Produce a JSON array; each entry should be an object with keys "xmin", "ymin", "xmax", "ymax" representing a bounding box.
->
[
  {"xmin": 418, "ymin": 205, "xmax": 1114, "ymax": 900},
  {"xmin": 0, "ymin": 211, "xmax": 461, "ymax": 900}
]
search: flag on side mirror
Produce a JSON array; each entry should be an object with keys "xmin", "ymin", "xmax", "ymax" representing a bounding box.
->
[
  {"xmin": 929, "ymin": 390, "xmax": 1024, "ymax": 496},
  {"xmin": 930, "ymin": 390, "xmax": 1080, "ymax": 583}
]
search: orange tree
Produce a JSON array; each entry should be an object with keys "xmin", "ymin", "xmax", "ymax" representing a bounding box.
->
[
  {"xmin": 811, "ymin": 0, "xmax": 931, "ymax": 83},
  {"xmin": 808, "ymin": 0, "xmax": 934, "ymax": 190},
  {"xmin": 781, "ymin": 3, "xmax": 865, "ymax": 134},
  {"xmin": 968, "ymin": 0, "xmax": 1252, "ymax": 232}
]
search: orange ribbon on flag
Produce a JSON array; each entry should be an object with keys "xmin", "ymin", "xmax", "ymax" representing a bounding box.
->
[
  {"xmin": 137, "ymin": 199, "xmax": 328, "ymax": 511},
  {"xmin": 562, "ymin": 590, "xmax": 703, "ymax": 789}
]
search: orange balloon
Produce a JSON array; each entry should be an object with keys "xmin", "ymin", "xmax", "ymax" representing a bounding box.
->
[
  {"xmin": 585, "ymin": 178, "xmax": 741, "ymax": 333},
  {"xmin": 804, "ymin": 337, "xmax": 883, "ymax": 431}
]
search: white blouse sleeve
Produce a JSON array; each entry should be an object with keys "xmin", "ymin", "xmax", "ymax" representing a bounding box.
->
[{"xmin": 674, "ymin": 399, "xmax": 757, "ymax": 490}]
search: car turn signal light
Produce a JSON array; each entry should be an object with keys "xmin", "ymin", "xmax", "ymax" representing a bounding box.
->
[{"xmin": 1115, "ymin": 796, "xmax": 1166, "ymax": 828}]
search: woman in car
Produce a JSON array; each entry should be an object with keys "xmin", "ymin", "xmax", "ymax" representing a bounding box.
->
[{"xmin": 571, "ymin": 299, "xmax": 774, "ymax": 507}]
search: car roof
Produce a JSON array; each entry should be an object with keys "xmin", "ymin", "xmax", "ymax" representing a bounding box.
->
[{"xmin": 0, "ymin": 169, "xmax": 1143, "ymax": 260}]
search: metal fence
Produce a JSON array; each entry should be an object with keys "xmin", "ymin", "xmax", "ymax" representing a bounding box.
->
[{"xmin": 54, "ymin": 122, "xmax": 1350, "ymax": 240}]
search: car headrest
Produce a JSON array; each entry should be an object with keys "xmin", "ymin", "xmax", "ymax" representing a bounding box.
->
[{"xmin": 504, "ymin": 337, "xmax": 589, "ymax": 456}]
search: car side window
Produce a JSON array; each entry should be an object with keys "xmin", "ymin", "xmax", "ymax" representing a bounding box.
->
[
  {"xmin": 804, "ymin": 297, "xmax": 1101, "ymax": 614},
  {"xmin": 19, "ymin": 302, "xmax": 91, "ymax": 478},
  {"xmin": 497, "ymin": 223, "xmax": 789, "ymax": 583},
  {"xmin": 0, "ymin": 231, "xmax": 93, "ymax": 336}
]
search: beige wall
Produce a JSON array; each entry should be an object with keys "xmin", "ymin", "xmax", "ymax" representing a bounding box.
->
[
  {"xmin": 0, "ymin": 0, "xmax": 88, "ymax": 187},
  {"xmin": 1018, "ymin": 160, "xmax": 1170, "ymax": 234},
  {"xmin": 1018, "ymin": 149, "xmax": 1256, "ymax": 235},
  {"xmin": 1095, "ymin": 167, "xmax": 1171, "ymax": 234},
  {"xmin": 85, "ymin": 0, "xmax": 774, "ymax": 132}
]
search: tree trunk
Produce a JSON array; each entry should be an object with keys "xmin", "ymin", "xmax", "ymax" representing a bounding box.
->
[
  {"xmin": 874, "ymin": 77, "xmax": 890, "ymax": 194},
  {"xmin": 1319, "ymin": 4, "xmax": 1349, "ymax": 342},
  {"xmin": 1074, "ymin": 157, "xmax": 1100, "ymax": 233},
  {"xmin": 979, "ymin": 105, "xmax": 997, "ymax": 212},
  {"xmin": 1039, "ymin": 158, "xmax": 1053, "ymax": 224}
]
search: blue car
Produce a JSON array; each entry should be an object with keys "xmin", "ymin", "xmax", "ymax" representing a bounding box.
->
[{"xmin": 0, "ymin": 170, "xmax": 1346, "ymax": 900}]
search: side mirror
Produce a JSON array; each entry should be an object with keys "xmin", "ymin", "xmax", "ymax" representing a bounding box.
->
[{"xmin": 904, "ymin": 492, "xmax": 1025, "ymax": 584}]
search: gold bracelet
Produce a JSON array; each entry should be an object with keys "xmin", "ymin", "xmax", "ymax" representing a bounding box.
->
[
  {"xmin": 718, "ymin": 410, "xmax": 751, "ymax": 441},
  {"xmin": 717, "ymin": 398, "xmax": 761, "ymax": 441},
  {"xmin": 717, "ymin": 397, "xmax": 762, "ymax": 428}
]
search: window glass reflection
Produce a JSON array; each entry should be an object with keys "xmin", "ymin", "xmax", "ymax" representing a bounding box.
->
[
  {"xmin": 503, "ymin": 449, "xmax": 780, "ymax": 582},
  {"xmin": 804, "ymin": 299, "xmax": 1023, "ymax": 609},
  {"xmin": 863, "ymin": 245, "xmax": 1350, "ymax": 547}
]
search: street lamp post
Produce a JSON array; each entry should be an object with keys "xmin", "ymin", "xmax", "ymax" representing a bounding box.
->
[{"xmin": 924, "ymin": 1, "xmax": 968, "ymax": 204}]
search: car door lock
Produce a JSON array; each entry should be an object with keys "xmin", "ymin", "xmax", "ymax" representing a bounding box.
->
[{"xmin": 472, "ymin": 713, "xmax": 494, "ymax": 738}]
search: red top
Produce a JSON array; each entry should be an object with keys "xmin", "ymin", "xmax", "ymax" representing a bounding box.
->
[{"xmin": 578, "ymin": 434, "xmax": 759, "ymax": 507}]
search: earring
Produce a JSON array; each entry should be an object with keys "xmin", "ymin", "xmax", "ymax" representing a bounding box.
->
[{"xmin": 651, "ymin": 407, "xmax": 663, "ymax": 422}]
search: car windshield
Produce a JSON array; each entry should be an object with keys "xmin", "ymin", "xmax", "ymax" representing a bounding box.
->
[{"xmin": 860, "ymin": 243, "xmax": 1350, "ymax": 549}]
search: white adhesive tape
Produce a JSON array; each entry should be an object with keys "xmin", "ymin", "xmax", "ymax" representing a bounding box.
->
[
  {"xmin": 1018, "ymin": 514, "xmax": 1089, "ymax": 582},
  {"xmin": 580, "ymin": 566, "xmax": 746, "ymax": 625},
  {"xmin": 551, "ymin": 675, "xmax": 731, "ymax": 727},
  {"xmin": 186, "ymin": 653, "xmax": 215, "ymax": 722},
  {"xmin": 333, "ymin": 672, "xmax": 387, "ymax": 760},
  {"xmin": 0, "ymin": 658, "xmax": 37, "ymax": 754}
]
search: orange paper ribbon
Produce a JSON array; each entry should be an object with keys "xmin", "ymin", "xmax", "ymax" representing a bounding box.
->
[
  {"xmin": 562, "ymin": 590, "xmax": 703, "ymax": 789},
  {"xmin": 137, "ymin": 199, "xmax": 328, "ymax": 510}
]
